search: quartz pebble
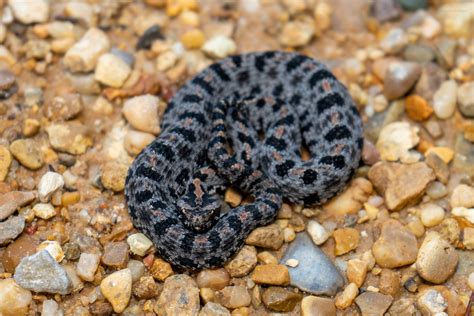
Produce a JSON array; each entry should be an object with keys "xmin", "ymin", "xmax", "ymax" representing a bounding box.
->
[
  {"xmin": 468, "ymin": 272, "xmax": 474, "ymax": 290},
  {"xmin": 199, "ymin": 302, "xmax": 230, "ymax": 316},
  {"xmin": 218, "ymin": 285, "xmax": 251, "ymax": 309},
  {"xmin": 196, "ymin": 268, "xmax": 230, "ymax": 290},
  {"xmin": 245, "ymin": 224, "xmax": 283, "ymax": 250},
  {"xmin": 38, "ymin": 172, "xmax": 64, "ymax": 202},
  {"xmin": 251, "ymin": 264, "xmax": 290, "ymax": 286},
  {"xmin": 380, "ymin": 28, "xmax": 407, "ymax": 54},
  {"xmin": 181, "ymin": 29, "xmax": 205, "ymax": 49},
  {"xmin": 335, "ymin": 283, "xmax": 358, "ymax": 309},
  {"xmin": 417, "ymin": 289, "xmax": 447, "ymax": 314},
  {"xmin": 300, "ymin": 296, "xmax": 336, "ymax": 316},
  {"xmin": 416, "ymin": 232, "xmax": 458, "ymax": 284},
  {"xmin": 0, "ymin": 145, "xmax": 11, "ymax": 181},
  {"xmin": 124, "ymin": 130, "xmax": 155, "ymax": 155},
  {"xmin": 202, "ymin": 36, "xmax": 237, "ymax": 59},
  {"xmin": 262, "ymin": 286, "xmax": 302, "ymax": 312},
  {"xmin": 433, "ymin": 80, "xmax": 457, "ymax": 119},
  {"xmin": 450, "ymin": 184, "xmax": 474, "ymax": 208},
  {"xmin": 438, "ymin": 3, "xmax": 474, "ymax": 38},
  {"xmin": 14, "ymin": 250, "xmax": 72, "ymax": 295},
  {"xmin": 383, "ymin": 62, "xmax": 421, "ymax": 100},
  {"xmin": 76, "ymin": 253, "xmax": 100, "ymax": 282},
  {"xmin": 154, "ymin": 274, "xmax": 200, "ymax": 316},
  {"xmin": 371, "ymin": 0, "xmax": 401, "ymax": 22},
  {"xmin": 307, "ymin": 220, "xmax": 330, "ymax": 245},
  {"xmin": 46, "ymin": 122, "xmax": 93, "ymax": 155},
  {"xmin": 376, "ymin": 122, "xmax": 419, "ymax": 162},
  {"xmin": 355, "ymin": 292, "xmax": 393, "ymax": 316},
  {"xmin": 64, "ymin": 28, "xmax": 110, "ymax": 72},
  {"xmin": 41, "ymin": 300, "xmax": 61, "ymax": 316},
  {"xmin": 100, "ymin": 269, "xmax": 132, "ymax": 313},
  {"xmin": 279, "ymin": 19, "xmax": 315, "ymax": 47},
  {"xmin": 33, "ymin": 203, "xmax": 56, "ymax": 219},
  {"xmin": 127, "ymin": 233, "xmax": 153, "ymax": 256},
  {"xmin": 95, "ymin": 53, "xmax": 132, "ymax": 88},
  {"xmin": 0, "ymin": 278, "xmax": 32, "ymax": 316},
  {"xmin": 37, "ymin": 240, "xmax": 64, "ymax": 262},
  {"xmin": 224, "ymin": 245, "xmax": 257, "ymax": 277},
  {"xmin": 8, "ymin": 0, "xmax": 50, "ymax": 24},
  {"xmin": 458, "ymin": 82, "xmax": 474, "ymax": 118},
  {"xmin": 420, "ymin": 203, "xmax": 445, "ymax": 227},
  {"xmin": 463, "ymin": 228, "xmax": 474, "ymax": 250},
  {"xmin": 101, "ymin": 162, "xmax": 129, "ymax": 192},
  {"xmin": 128, "ymin": 259, "xmax": 146, "ymax": 282},
  {"xmin": 133, "ymin": 275, "xmax": 160, "ymax": 299},
  {"xmin": 324, "ymin": 177, "xmax": 373, "ymax": 216},
  {"xmin": 0, "ymin": 216, "xmax": 25, "ymax": 246},
  {"xmin": 10, "ymin": 139, "xmax": 44, "ymax": 170},
  {"xmin": 123, "ymin": 94, "xmax": 163, "ymax": 135}
]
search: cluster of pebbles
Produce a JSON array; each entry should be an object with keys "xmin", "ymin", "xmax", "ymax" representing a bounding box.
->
[{"xmin": 0, "ymin": 0, "xmax": 473, "ymax": 315}]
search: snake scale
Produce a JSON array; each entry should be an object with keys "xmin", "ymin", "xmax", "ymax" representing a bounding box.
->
[{"xmin": 125, "ymin": 51, "xmax": 363, "ymax": 269}]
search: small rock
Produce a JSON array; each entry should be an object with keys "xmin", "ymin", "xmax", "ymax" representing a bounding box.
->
[
  {"xmin": 433, "ymin": 80, "xmax": 457, "ymax": 119},
  {"xmin": 416, "ymin": 232, "xmax": 458, "ymax": 284},
  {"xmin": 379, "ymin": 269, "xmax": 401, "ymax": 296},
  {"xmin": 181, "ymin": 29, "xmax": 205, "ymax": 49},
  {"xmin": 8, "ymin": 0, "xmax": 49, "ymax": 24},
  {"xmin": 279, "ymin": 18, "xmax": 315, "ymax": 47},
  {"xmin": 405, "ymin": 95, "xmax": 433, "ymax": 121},
  {"xmin": 224, "ymin": 187, "xmax": 242, "ymax": 207},
  {"xmin": 41, "ymin": 300, "xmax": 61, "ymax": 316},
  {"xmin": 333, "ymin": 227, "xmax": 359, "ymax": 256},
  {"xmin": 437, "ymin": 218, "xmax": 460, "ymax": 246},
  {"xmin": 463, "ymin": 228, "xmax": 474, "ymax": 250},
  {"xmin": 100, "ymin": 268, "xmax": 132, "ymax": 313},
  {"xmin": 156, "ymin": 50, "xmax": 178, "ymax": 71},
  {"xmin": 10, "ymin": 139, "xmax": 43, "ymax": 170},
  {"xmin": 368, "ymin": 162, "xmax": 435, "ymax": 211},
  {"xmin": 335, "ymin": 283, "xmax": 358, "ymax": 309},
  {"xmin": 22, "ymin": 118, "xmax": 40, "ymax": 137},
  {"xmin": 469, "ymin": 272, "xmax": 474, "ymax": 290},
  {"xmin": 251, "ymin": 264, "xmax": 289, "ymax": 286},
  {"xmin": 0, "ymin": 191, "xmax": 35, "ymax": 221},
  {"xmin": 46, "ymin": 122, "xmax": 93, "ymax": 155},
  {"xmin": 37, "ymin": 240, "xmax": 64, "ymax": 262},
  {"xmin": 133, "ymin": 275, "xmax": 160, "ymax": 299},
  {"xmin": 380, "ymin": 28, "xmax": 408, "ymax": 54},
  {"xmin": 300, "ymin": 296, "xmax": 336, "ymax": 316},
  {"xmin": 199, "ymin": 302, "xmax": 230, "ymax": 316},
  {"xmin": 64, "ymin": 2, "xmax": 95, "ymax": 26},
  {"xmin": 420, "ymin": 203, "xmax": 445, "ymax": 227},
  {"xmin": 196, "ymin": 268, "xmax": 230, "ymax": 290},
  {"xmin": 128, "ymin": 259, "xmax": 146, "ymax": 282},
  {"xmin": 44, "ymin": 93, "xmax": 83, "ymax": 121},
  {"xmin": 376, "ymin": 122, "xmax": 419, "ymax": 162},
  {"xmin": 2, "ymin": 235, "xmax": 39, "ymax": 273},
  {"xmin": 224, "ymin": 245, "xmax": 257, "ymax": 277},
  {"xmin": 403, "ymin": 44, "xmax": 435, "ymax": 63},
  {"xmin": 154, "ymin": 274, "xmax": 200, "ymax": 316},
  {"xmin": 150, "ymin": 258, "xmax": 174, "ymax": 281},
  {"xmin": 202, "ymin": 36, "xmax": 237, "ymax": 59},
  {"xmin": 76, "ymin": 253, "xmax": 100, "ymax": 282},
  {"xmin": 417, "ymin": 289, "xmax": 447, "ymax": 314},
  {"xmin": 452, "ymin": 207, "xmax": 474, "ymax": 225},
  {"xmin": 33, "ymin": 203, "xmax": 56, "ymax": 220},
  {"xmin": 218, "ymin": 285, "xmax": 251, "ymax": 309},
  {"xmin": 127, "ymin": 233, "xmax": 153, "ymax": 256},
  {"xmin": 64, "ymin": 28, "xmax": 110, "ymax": 72},
  {"xmin": 438, "ymin": 3, "xmax": 474, "ymax": 38},
  {"xmin": 0, "ymin": 145, "xmax": 11, "ymax": 181},
  {"xmin": 383, "ymin": 61, "xmax": 421, "ymax": 100},
  {"xmin": 102, "ymin": 241, "xmax": 129, "ymax": 268},
  {"xmin": 414, "ymin": 62, "xmax": 447, "ymax": 101},
  {"xmin": 245, "ymin": 224, "xmax": 283, "ymax": 250},
  {"xmin": 371, "ymin": 0, "xmax": 401, "ymax": 22},
  {"xmin": 425, "ymin": 181, "xmax": 447, "ymax": 199},
  {"xmin": 0, "ymin": 69, "xmax": 16, "ymax": 94},
  {"xmin": 124, "ymin": 130, "xmax": 155, "ymax": 155},
  {"xmin": 285, "ymin": 258, "xmax": 299, "ymax": 267},
  {"xmin": 425, "ymin": 152, "xmax": 449, "ymax": 184},
  {"xmin": 346, "ymin": 259, "xmax": 367, "ymax": 287},
  {"xmin": 95, "ymin": 53, "xmax": 132, "ymax": 88},
  {"xmin": 451, "ymin": 184, "xmax": 474, "ymax": 208},
  {"xmin": 101, "ymin": 162, "xmax": 129, "ymax": 192},
  {"xmin": 0, "ymin": 278, "xmax": 32, "ymax": 316},
  {"xmin": 355, "ymin": 291, "xmax": 393, "ymax": 316},
  {"xmin": 14, "ymin": 250, "xmax": 72, "ymax": 294},
  {"xmin": 324, "ymin": 177, "xmax": 373, "ymax": 216},
  {"xmin": 38, "ymin": 171, "xmax": 64, "ymax": 203},
  {"xmin": 372, "ymin": 219, "xmax": 418, "ymax": 268},
  {"xmin": 458, "ymin": 82, "xmax": 474, "ymax": 118},
  {"xmin": 262, "ymin": 286, "xmax": 302, "ymax": 312},
  {"xmin": 123, "ymin": 94, "xmax": 163, "ymax": 134},
  {"xmin": 307, "ymin": 220, "xmax": 330, "ymax": 245},
  {"xmin": 0, "ymin": 216, "xmax": 24, "ymax": 246},
  {"xmin": 137, "ymin": 25, "xmax": 164, "ymax": 50},
  {"xmin": 281, "ymin": 233, "xmax": 344, "ymax": 296}
]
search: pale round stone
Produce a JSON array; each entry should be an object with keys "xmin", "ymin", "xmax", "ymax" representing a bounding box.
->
[
  {"xmin": 202, "ymin": 36, "xmax": 237, "ymax": 59},
  {"xmin": 156, "ymin": 50, "xmax": 178, "ymax": 72},
  {"xmin": 450, "ymin": 184, "xmax": 474, "ymax": 208},
  {"xmin": 124, "ymin": 130, "xmax": 155, "ymax": 155},
  {"xmin": 285, "ymin": 258, "xmax": 299, "ymax": 268},
  {"xmin": 0, "ymin": 278, "xmax": 32, "ymax": 316},
  {"xmin": 420, "ymin": 203, "xmax": 445, "ymax": 227},
  {"xmin": 33, "ymin": 203, "xmax": 56, "ymax": 220},
  {"xmin": 94, "ymin": 53, "xmax": 131, "ymax": 88},
  {"xmin": 301, "ymin": 296, "xmax": 336, "ymax": 316},
  {"xmin": 76, "ymin": 253, "xmax": 100, "ymax": 282},
  {"xmin": 307, "ymin": 220, "xmax": 330, "ymax": 245},
  {"xmin": 433, "ymin": 80, "xmax": 457, "ymax": 119},
  {"xmin": 123, "ymin": 95, "xmax": 162, "ymax": 135},
  {"xmin": 279, "ymin": 18, "xmax": 315, "ymax": 47},
  {"xmin": 64, "ymin": 28, "xmax": 110, "ymax": 73},
  {"xmin": 100, "ymin": 269, "xmax": 132, "ymax": 313},
  {"xmin": 127, "ymin": 260, "xmax": 146, "ymax": 283},
  {"xmin": 38, "ymin": 171, "xmax": 64, "ymax": 203},
  {"xmin": 468, "ymin": 272, "xmax": 474, "ymax": 290},
  {"xmin": 376, "ymin": 122, "xmax": 419, "ymax": 162},
  {"xmin": 9, "ymin": 0, "xmax": 50, "ymax": 24},
  {"xmin": 127, "ymin": 233, "xmax": 153, "ymax": 256},
  {"xmin": 335, "ymin": 283, "xmax": 358, "ymax": 309},
  {"xmin": 196, "ymin": 268, "xmax": 230, "ymax": 290},
  {"xmin": 380, "ymin": 28, "xmax": 408, "ymax": 54},
  {"xmin": 37, "ymin": 240, "xmax": 64, "ymax": 262}
]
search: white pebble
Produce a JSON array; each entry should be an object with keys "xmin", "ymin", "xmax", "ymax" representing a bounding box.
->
[
  {"xmin": 127, "ymin": 233, "xmax": 153, "ymax": 256},
  {"xmin": 41, "ymin": 300, "xmax": 61, "ymax": 316},
  {"xmin": 433, "ymin": 80, "xmax": 457, "ymax": 119},
  {"xmin": 37, "ymin": 240, "xmax": 64, "ymax": 262},
  {"xmin": 156, "ymin": 51, "xmax": 178, "ymax": 72},
  {"xmin": 420, "ymin": 203, "xmax": 445, "ymax": 227},
  {"xmin": 38, "ymin": 171, "xmax": 64, "ymax": 202},
  {"xmin": 451, "ymin": 207, "xmax": 474, "ymax": 224},
  {"xmin": 417, "ymin": 289, "xmax": 447, "ymax": 314},
  {"xmin": 9, "ymin": 0, "xmax": 50, "ymax": 24},
  {"xmin": 285, "ymin": 258, "xmax": 299, "ymax": 268},
  {"xmin": 64, "ymin": 28, "xmax": 110, "ymax": 73},
  {"xmin": 468, "ymin": 272, "xmax": 474, "ymax": 290},
  {"xmin": 202, "ymin": 36, "xmax": 237, "ymax": 59},
  {"xmin": 123, "ymin": 94, "xmax": 162, "ymax": 135},
  {"xmin": 123, "ymin": 130, "xmax": 155, "ymax": 156},
  {"xmin": 77, "ymin": 253, "xmax": 100, "ymax": 282},
  {"xmin": 307, "ymin": 220, "xmax": 330, "ymax": 245},
  {"xmin": 380, "ymin": 28, "xmax": 408, "ymax": 54},
  {"xmin": 33, "ymin": 203, "xmax": 56, "ymax": 219},
  {"xmin": 94, "ymin": 53, "xmax": 131, "ymax": 88},
  {"xmin": 376, "ymin": 122, "xmax": 419, "ymax": 162}
]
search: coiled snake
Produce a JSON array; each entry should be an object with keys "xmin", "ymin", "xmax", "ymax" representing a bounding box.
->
[{"xmin": 125, "ymin": 51, "xmax": 363, "ymax": 269}]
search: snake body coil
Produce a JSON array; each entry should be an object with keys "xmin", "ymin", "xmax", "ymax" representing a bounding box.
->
[{"xmin": 125, "ymin": 52, "xmax": 363, "ymax": 269}]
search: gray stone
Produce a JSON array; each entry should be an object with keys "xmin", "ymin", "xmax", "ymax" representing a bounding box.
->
[
  {"xmin": 458, "ymin": 82, "xmax": 474, "ymax": 118},
  {"xmin": 280, "ymin": 232, "xmax": 344, "ymax": 296},
  {"xmin": 0, "ymin": 216, "xmax": 25, "ymax": 245},
  {"xmin": 14, "ymin": 250, "xmax": 72, "ymax": 295},
  {"xmin": 371, "ymin": 0, "xmax": 401, "ymax": 22}
]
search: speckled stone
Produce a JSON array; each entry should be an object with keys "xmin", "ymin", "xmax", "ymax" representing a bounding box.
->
[
  {"xmin": 100, "ymin": 268, "xmax": 132, "ymax": 313},
  {"xmin": 0, "ymin": 278, "xmax": 32, "ymax": 316},
  {"xmin": 224, "ymin": 245, "xmax": 257, "ymax": 277},
  {"xmin": 10, "ymin": 139, "xmax": 44, "ymax": 170},
  {"xmin": 262, "ymin": 286, "xmax": 302, "ymax": 312},
  {"xmin": 154, "ymin": 274, "xmax": 200, "ymax": 316},
  {"xmin": 0, "ymin": 216, "xmax": 25, "ymax": 246},
  {"xmin": 355, "ymin": 292, "xmax": 393, "ymax": 316}
]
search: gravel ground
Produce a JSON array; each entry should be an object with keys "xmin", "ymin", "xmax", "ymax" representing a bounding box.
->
[{"xmin": 0, "ymin": 0, "xmax": 473, "ymax": 315}]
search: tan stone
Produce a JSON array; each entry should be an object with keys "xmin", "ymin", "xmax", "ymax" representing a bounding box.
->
[
  {"xmin": 346, "ymin": 259, "xmax": 367, "ymax": 287},
  {"xmin": 100, "ymin": 269, "xmax": 132, "ymax": 313},
  {"xmin": 300, "ymin": 296, "xmax": 336, "ymax": 316},
  {"xmin": 324, "ymin": 178, "xmax": 373, "ymax": 216},
  {"xmin": 150, "ymin": 258, "xmax": 174, "ymax": 281},
  {"xmin": 333, "ymin": 228, "xmax": 360, "ymax": 256},
  {"xmin": 245, "ymin": 224, "xmax": 283, "ymax": 250},
  {"xmin": 405, "ymin": 95, "xmax": 433, "ymax": 121},
  {"xmin": 251, "ymin": 264, "xmax": 290, "ymax": 286}
]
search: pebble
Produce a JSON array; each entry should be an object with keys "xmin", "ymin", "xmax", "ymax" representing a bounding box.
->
[
  {"xmin": 307, "ymin": 220, "xmax": 330, "ymax": 245},
  {"xmin": 33, "ymin": 203, "xmax": 56, "ymax": 219},
  {"xmin": 62, "ymin": 243, "xmax": 81, "ymax": 261},
  {"xmin": 2, "ymin": 234, "xmax": 39, "ymax": 273},
  {"xmin": 150, "ymin": 258, "xmax": 174, "ymax": 281},
  {"xmin": 133, "ymin": 275, "xmax": 160, "ymax": 299},
  {"xmin": 335, "ymin": 283, "xmax": 358, "ymax": 309},
  {"xmin": 127, "ymin": 233, "xmax": 153, "ymax": 256},
  {"xmin": 324, "ymin": 177, "xmax": 373, "ymax": 216},
  {"xmin": 438, "ymin": 3, "xmax": 474, "ymax": 38},
  {"xmin": 196, "ymin": 268, "xmax": 230, "ymax": 290},
  {"xmin": 123, "ymin": 94, "xmax": 162, "ymax": 134},
  {"xmin": 0, "ymin": 216, "xmax": 24, "ymax": 246},
  {"xmin": 199, "ymin": 302, "xmax": 230, "ymax": 316},
  {"xmin": 403, "ymin": 44, "xmax": 434, "ymax": 63},
  {"xmin": 333, "ymin": 227, "xmax": 359, "ymax": 256},
  {"xmin": 469, "ymin": 272, "xmax": 474, "ymax": 290},
  {"xmin": 22, "ymin": 118, "xmax": 40, "ymax": 137},
  {"xmin": 416, "ymin": 232, "xmax": 458, "ymax": 284},
  {"xmin": 425, "ymin": 152, "xmax": 449, "ymax": 184},
  {"xmin": 64, "ymin": 28, "xmax": 110, "ymax": 73},
  {"xmin": 417, "ymin": 289, "xmax": 447, "ymax": 314},
  {"xmin": 156, "ymin": 50, "xmax": 178, "ymax": 71},
  {"xmin": 41, "ymin": 299, "xmax": 61, "ymax": 316},
  {"xmin": 100, "ymin": 268, "xmax": 132, "ymax": 313},
  {"xmin": 414, "ymin": 63, "xmax": 447, "ymax": 101},
  {"xmin": 383, "ymin": 61, "xmax": 421, "ymax": 100},
  {"xmin": 10, "ymin": 139, "xmax": 44, "ymax": 170},
  {"xmin": 279, "ymin": 18, "xmax": 315, "ymax": 47},
  {"xmin": 433, "ymin": 80, "xmax": 457, "ymax": 119},
  {"xmin": 0, "ymin": 145, "xmax": 11, "ymax": 181},
  {"xmin": 380, "ymin": 28, "xmax": 407, "ymax": 54},
  {"xmin": 0, "ymin": 278, "xmax": 32, "ymax": 316},
  {"xmin": 262, "ymin": 286, "xmax": 302, "ymax": 312},
  {"xmin": 372, "ymin": 219, "xmax": 418, "ymax": 268},
  {"xmin": 218, "ymin": 285, "xmax": 251, "ymax": 309},
  {"xmin": 251, "ymin": 264, "xmax": 289, "ymax": 286},
  {"xmin": 46, "ymin": 122, "xmax": 93, "ymax": 155},
  {"xmin": 300, "ymin": 296, "xmax": 336, "ymax": 316},
  {"xmin": 458, "ymin": 82, "xmax": 474, "ymax": 117},
  {"xmin": 281, "ymin": 232, "xmax": 344, "ymax": 296},
  {"xmin": 371, "ymin": 0, "xmax": 401, "ymax": 22},
  {"xmin": 154, "ymin": 274, "xmax": 200, "ymax": 316},
  {"xmin": 101, "ymin": 162, "xmax": 128, "ymax": 192},
  {"xmin": 379, "ymin": 269, "xmax": 401, "ymax": 296},
  {"xmin": 14, "ymin": 250, "xmax": 72, "ymax": 294},
  {"xmin": 405, "ymin": 95, "xmax": 433, "ymax": 121},
  {"xmin": 420, "ymin": 203, "xmax": 445, "ymax": 227},
  {"xmin": 181, "ymin": 29, "xmax": 205, "ymax": 49},
  {"xmin": 137, "ymin": 25, "xmax": 164, "ymax": 50},
  {"xmin": 64, "ymin": 2, "xmax": 94, "ymax": 26},
  {"xmin": 463, "ymin": 228, "xmax": 474, "ymax": 250},
  {"xmin": 426, "ymin": 181, "xmax": 447, "ymax": 199},
  {"xmin": 224, "ymin": 245, "xmax": 257, "ymax": 277},
  {"xmin": 346, "ymin": 259, "xmax": 367, "ymax": 287},
  {"xmin": 452, "ymin": 207, "xmax": 474, "ymax": 224},
  {"xmin": 224, "ymin": 187, "xmax": 242, "ymax": 207},
  {"xmin": 245, "ymin": 224, "xmax": 283, "ymax": 250},
  {"xmin": 95, "ymin": 53, "xmax": 132, "ymax": 88},
  {"xmin": 128, "ymin": 259, "xmax": 146, "ymax": 282},
  {"xmin": 355, "ymin": 291, "xmax": 393, "ymax": 316},
  {"xmin": 202, "ymin": 36, "xmax": 237, "ymax": 59},
  {"xmin": 8, "ymin": 0, "xmax": 50, "ymax": 24},
  {"xmin": 0, "ymin": 69, "xmax": 16, "ymax": 90},
  {"xmin": 76, "ymin": 253, "xmax": 100, "ymax": 282},
  {"xmin": 426, "ymin": 147, "xmax": 454, "ymax": 164},
  {"xmin": 376, "ymin": 122, "xmax": 419, "ymax": 162},
  {"xmin": 450, "ymin": 184, "xmax": 474, "ymax": 208},
  {"xmin": 0, "ymin": 191, "xmax": 35, "ymax": 221},
  {"xmin": 102, "ymin": 241, "xmax": 129, "ymax": 268},
  {"xmin": 368, "ymin": 162, "xmax": 435, "ymax": 211},
  {"xmin": 37, "ymin": 240, "xmax": 64, "ymax": 262},
  {"xmin": 38, "ymin": 171, "xmax": 64, "ymax": 203}
]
